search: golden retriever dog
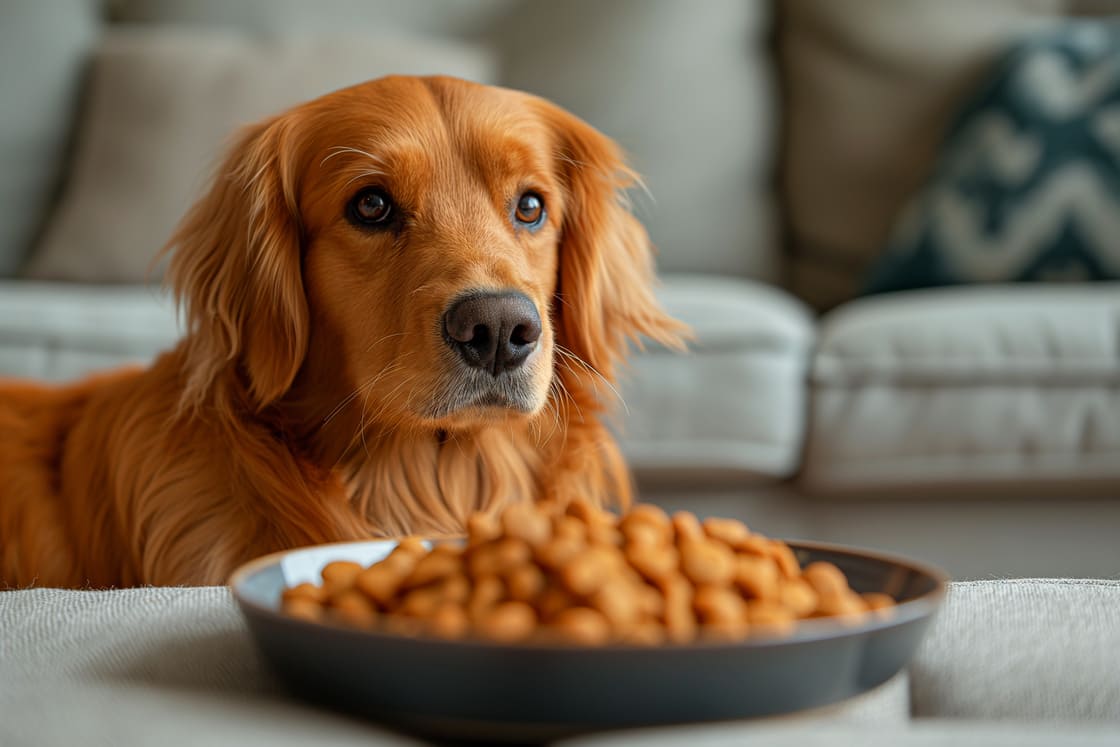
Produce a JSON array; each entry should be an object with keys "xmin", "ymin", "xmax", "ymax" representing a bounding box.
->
[{"xmin": 0, "ymin": 76, "xmax": 685, "ymax": 588}]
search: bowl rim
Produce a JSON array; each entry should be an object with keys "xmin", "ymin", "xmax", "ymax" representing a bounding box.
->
[{"xmin": 229, "ymin": 537, "xmax": 949, "ymax": 653}]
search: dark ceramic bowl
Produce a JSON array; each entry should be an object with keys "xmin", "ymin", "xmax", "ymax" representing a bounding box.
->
[{"xmin": 231, "ymin": 539, "xmax": 946, "ymax": 743}]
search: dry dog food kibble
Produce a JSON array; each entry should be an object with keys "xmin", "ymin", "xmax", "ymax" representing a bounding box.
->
[{"xmin": 281, "ymin": 500, "xmax": 896, "ymax": 645}]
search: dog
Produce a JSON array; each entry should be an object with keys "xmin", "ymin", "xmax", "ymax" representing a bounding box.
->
[{"xmin": 0, "ymin": 76, "xmax": 686, "ymax": 587}]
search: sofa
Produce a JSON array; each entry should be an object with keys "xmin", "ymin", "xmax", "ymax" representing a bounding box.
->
[{"xmin": 2, "ymin": 0, "xmax": 1119, "ymax": 581}]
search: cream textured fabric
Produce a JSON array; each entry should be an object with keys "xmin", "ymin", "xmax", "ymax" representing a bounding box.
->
[
  {"xmin": 620, "ymin": 275, "xmax": 814, "ymax": 480},
  {"xmin": 3, "ymin": 580, "xmax": 1118, "ymax": 745},
  {"xmin": 496, "ymin": 0, "xmax": 779, "ymax": 280},
  {"xmin": 563, "ymin": 722, "xmax": 1120, "ymax": 747},
  {"xmin": 780, "ymin": 0, "xmax": 1074, "ymax": 310},
  {"xmin": 802, "ymin": 285, "xmax": 1120, "ymax": 492},
  {"xmin": 0, "ymin": 280, "xmax": 178, "ymax": 381},
  {"xmin": 24, "ymin": 28, "xmax": 496, "ymax": 283},
  {"xmin": 911, "ymin": 579, "xmax": 1120, "ymax": 720},
  {"xmin": 0, "ymin": 682, "xmax": 422, "ymax": 747}
]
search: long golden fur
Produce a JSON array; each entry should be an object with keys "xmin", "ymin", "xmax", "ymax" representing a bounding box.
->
[{"xmin": 0, "ymin": 76, "xmax": 685, "ymax": 587}]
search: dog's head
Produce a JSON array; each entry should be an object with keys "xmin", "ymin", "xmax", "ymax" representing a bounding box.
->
[{"xmin": 167, "ymin": 76, "xmax": 684, "ymax": 437}]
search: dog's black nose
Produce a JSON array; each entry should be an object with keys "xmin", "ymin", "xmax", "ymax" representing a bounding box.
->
[{"xmin": 443, "ymin": 291, "xmax": 542, "ymax": 375}]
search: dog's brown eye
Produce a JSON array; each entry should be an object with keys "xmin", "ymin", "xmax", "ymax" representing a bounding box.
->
[
  {"xmin": 349, "ymin": 188, "xmax": 393, "ymax": 226},
  {"xmin": 514, "ymin": 192, "xmax": 545, "ymax": 227}
]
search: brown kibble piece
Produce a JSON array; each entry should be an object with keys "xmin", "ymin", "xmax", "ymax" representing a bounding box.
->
[
  {"xmin": 692, "ymin": 585, "xmax": 747, "ymax": 625},
  {"xmin": 467, "ymin": 513, "xmax": 501, "ymax": 546},
  {"xmin": 779, "ymin": 578, "xmax": 819, "ymax": 617},
  {"xmin": 586, "ymin": 522, "xmax": 623, "ymax": 547},
  {"xmin": 552, "ymin": 515, "xmax": 588, "ymax": 543},
  {"xmin": 621, "ymin": 522, "xmax": 663, "ymax": 547},
  {"xmin": 399, "ymin": 585, "xmax": 444, "ymax": 618},
  {"xmin": 536, "ymin": 535, "xmax": 584, "ymax": 570},
  {"xmin": 589, "ymin": 580, "xmax": 641, "ymax": 633},
  {"xmin": 620, "ymin": 505, "xmax": 672, "ymax": 545},
  {"xmin": 468, "ymin": 575, "xmax": 505, "ymax": 623},
  {"xmin": 734, "ymin": 554, "xmax": 780, "ymax": 600},
  {"xmin": 537, "ymin": 586, "xmax": 577, "ymax": 622},
  {"xmin": 626, "ymin": 543, "xmax": 678, "ymax": 583},
  {"xmin": 702, "ymin": 517, "xmax": 751, "ymax": 546},
  {"xmin": 428, "ymin": 603, "xmax": 470, "ymax": 639},
  {"xmin": 549, "ymin": 607, "xmax": 611, "ymax": 646},
  {"xmin": 679, "ymin": 539, "xmax": 737, "ymax": 586},
  {"xmin": 816, "ymin": 591, "xmax": 868, "ymax": 621},
  {"xmin": 355, "ymin": 564, "xmax": 404, "ymax": 606},
  {"xmin": 671, "ymin": 511, "xmax": 704, "ymax": 541},
  {"xmin": 700, "ymin": 618, "xmax": 750, "ymax": 642},
  {"xmin": 395, "ymin": 537, "xmax": 427, "ymax": 557},
  {"xmin": 506, "ymin": 564, "xmax": 546, "ymax": 603},
  {"xmin": 283, "ymin": 597, "xmax": 323, "ymax": 622},
  {"xmin": 282, "ymin": 582, "xmax": 327, "ymax": 605},
  {"xmin": 501, "ymin": 501, "xmax": 552, "ymax": 547},
  {"xmin": 734, "ymin": 534, "xmax": 773, "ymax": 557},
  {"xmin": 330, "ymin": 590, "xmax": 379, "ymax": 628},
  {"xmin": 438, "ymin": 573, "xmax": 471, "ymax": 604},
  {"xmin": 478, "ymin": 601, "xmax": 537, "ymax": 643},
  {"xmin": 769, "ymin": 540, "xmax": 801, "ymax": 579},
  {"xmin": 566, "ymin": 497, "xmax": 609, "ymax": 525},
  {"xmin": 381, "ymin": 614, "xmax": 423, "ymax": 637},
  {"xmin": 494, "ymin": 537, "xmax": 532, "ymax": 568},
  {"xmin": 320, "ymin": 561, "xmax": 363, "ymax": 588},
  {"xmin": 561, "ymin": 547, "xmax": 617, "ymax": 596},
  {"xmin": 404, "ymin": 549, "xmax": 462, "ymax": 588},
  {"xmin": 745, "ymin": 599, "xmax": 796, "ymax": 636},
  {"xmin": 802, "ymin": 562, "xmax": 850, "ymax": 598},
  {"xmin": 624, "ymin": 619, "xmax": 668, "ymax": 646},
  {"xmin": 661, "ymin": 573, "xmax": 697, "ymax": 644},
  {"xmin": 862, "ymin": 592, "xmax": 896, "ymax": 619}
]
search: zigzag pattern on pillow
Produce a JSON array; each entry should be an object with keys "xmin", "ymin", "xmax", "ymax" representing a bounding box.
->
[{"xmin": 865, "ymin": 23, "xmax": 1120, "ymax": 294}]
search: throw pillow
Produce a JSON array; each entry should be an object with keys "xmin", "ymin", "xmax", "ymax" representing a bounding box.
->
[
  {"xmin": 864, "ymin": 23, "xmax": 1120, "ymax": 295},
  {"xmin": 23, "ymin": 27, "xmax": 496, "ymax": 283}
]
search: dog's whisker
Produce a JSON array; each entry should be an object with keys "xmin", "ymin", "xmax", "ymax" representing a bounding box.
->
[
  {"xmin": 320, "ymin": 356, "xmax": 410, "ymax": 429},
  {"xmin": 555, "ymin": 345, "xmax": 628, "ymax": 415},
  {"xmin": 363, "ymin": 331, "xmax": 409, "ymax": 354}
]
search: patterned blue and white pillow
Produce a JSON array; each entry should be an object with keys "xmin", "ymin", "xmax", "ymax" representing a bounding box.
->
[{"xmin": 864, "ymin": 23, "xmax": 1120, "ymax": 295}]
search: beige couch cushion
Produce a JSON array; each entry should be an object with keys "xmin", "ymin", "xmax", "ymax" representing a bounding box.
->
[
  {"xmin": 802, "ymin": 284, "xmax": 1120, "ymax": 493},
  {"xmin": 780, "ymin": 0, "xmax": 1082, "ymax": 310},
  {"xmin": 495, "ymin": 0, "xmax": 780, "ymax": 281},
  {"xmin": 622, "ymin": 275, "xmax": 814, "ymax": 482},
  {"xmin": 23, "ymin": 28, "xmax": 496, "ymax": 283},
  {"xmin": 0, "ymin": 0, "xmax": 98, "ymax": 276},
  {"xmin": 0, "ymin": 280, "xmax": 178, "ymax": 381}
]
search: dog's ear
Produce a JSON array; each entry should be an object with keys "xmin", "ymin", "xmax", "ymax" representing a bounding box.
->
[
  {"xmin": 539, "ymin": 102, "xmax": 688, "ymax": 385},
  {"xmin": 163, "ymin": 116, "xmax": 308, "ymax": 412}
]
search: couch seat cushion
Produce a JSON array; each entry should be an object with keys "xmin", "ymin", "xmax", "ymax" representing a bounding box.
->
[
  {"xmin": 803, "ymin": 284, "xmax": 1120, "ymax": 492},
  {"xmin": 620, "ymin": 274, "xmax": 814, "ymax": 482},
  {"xmin": 0, "ymin": 280, "xmax": 180, "ymax": 381}
]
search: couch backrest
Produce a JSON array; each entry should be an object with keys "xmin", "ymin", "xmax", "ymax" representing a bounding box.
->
[
  {"xmin": 0, "ymin": 0, "xmax": 99, "ymax": 278},
  {"xmin": 9, "ymin": 0, "xmax": 780, "ymax": 285}
]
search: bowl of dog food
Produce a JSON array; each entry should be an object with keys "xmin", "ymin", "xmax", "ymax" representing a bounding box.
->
[{"xmin": 230, "ymin": 500, "xmax": 946, "ymax": 743}]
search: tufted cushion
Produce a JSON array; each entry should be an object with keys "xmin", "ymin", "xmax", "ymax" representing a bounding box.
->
[
  {"xmin": 621, "ymin": 275, "xmax": 814, "ymax": 482},
  {"xmin": 866, "ymin": 23, "xmax": 1120, "ymax": 294},
  {"xmin": 495, "ymin": 0, "xmax": 780, "ymax": 281},
  {"xmin": 802, "ymin": 284, "xmax": 1120, "ymax": 492}
]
